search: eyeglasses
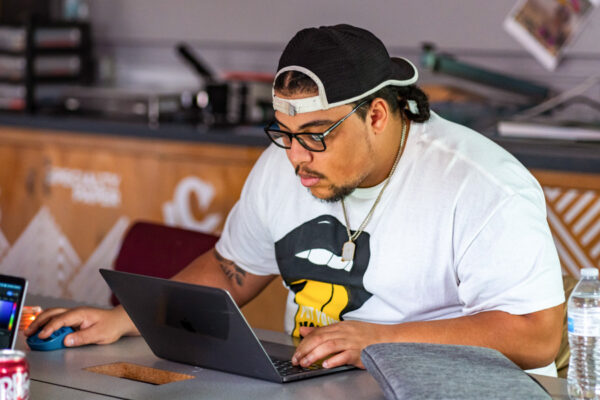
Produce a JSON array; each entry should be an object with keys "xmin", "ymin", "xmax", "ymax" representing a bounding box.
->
[{"xmin": 264, "ymin": 99, "xmax": 369, "ymax": 152}]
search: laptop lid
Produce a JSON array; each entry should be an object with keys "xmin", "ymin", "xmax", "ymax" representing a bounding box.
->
[{"xmin": 100, "ymin": 269, "xmax": 283, "ymax": 382}]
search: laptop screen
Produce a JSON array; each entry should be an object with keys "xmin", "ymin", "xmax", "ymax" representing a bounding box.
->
[{"xmin": 0, "ymin": 278, "xmax": 27, "ymax": 349}]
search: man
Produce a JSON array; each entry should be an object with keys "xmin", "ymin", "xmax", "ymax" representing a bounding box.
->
[{"xmin": 27, "ymin": 24, "xmax": 564, "ymax": 375}]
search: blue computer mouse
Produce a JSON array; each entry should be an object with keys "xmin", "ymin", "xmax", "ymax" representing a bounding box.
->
[{"xmin": 27, "ymin": 326, "xmax": 75, "ymax": 351}]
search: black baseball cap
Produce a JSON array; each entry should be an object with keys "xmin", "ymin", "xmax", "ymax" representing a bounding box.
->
[{"xmin": 273, "ymin": 24, "xmax": 418, "ymax": 116}]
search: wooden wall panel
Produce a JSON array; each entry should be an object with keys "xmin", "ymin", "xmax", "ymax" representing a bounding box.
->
[
  {"xmin": 0, "ymin": 145, "xmax": 47, "ymax": 243},
  {"xmin": 0, "ymin": 126, "xmax": 288, "ymax": 331},
  {"xmin": 531, "ymin": 169, "xmax": 600, "ymax": 278}
]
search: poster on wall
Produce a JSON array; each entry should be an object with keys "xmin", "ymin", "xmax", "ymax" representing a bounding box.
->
[{"xmin": 504, "ymin": 0, "xmax": 599, "ymax": 70}]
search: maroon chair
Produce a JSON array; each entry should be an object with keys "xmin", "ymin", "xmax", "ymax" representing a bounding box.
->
[{"xmin": 110, "ymin": 221, "xmax": 219, "ymax": 305}]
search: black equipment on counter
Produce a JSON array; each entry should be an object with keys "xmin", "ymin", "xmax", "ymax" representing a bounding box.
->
[
  {"xmin": 176, "ymin": 43, "xmax": 273, "ymax": 126},
  {"xmin": 62, "ymin": 86, "xmax": 185, "ymax": 127}
]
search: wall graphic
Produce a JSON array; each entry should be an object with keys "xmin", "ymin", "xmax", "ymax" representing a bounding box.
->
[
  {"xmin": 544, "ymin": 186, "xmax": 600, "ymax": 277},
  {"xmin": 0, "ymin": 169, "xmax": 230, "ymax": 306},
  {"xmin": 162, "ymin": 176, "xmax": 222, "ymax": 233},
  {"xmin": 0, "ymin": 207, "xmax": 129, "ymax": 305},
  {"xmin": 0, "ymin": 174, "xmax": 228, "ymax": 305},
  {"xmin": 1, "ymin": 207, "xmax": 81, "ymax": 298},
  {"xmin": 66, "ymin": 216, "xmax": 130, "ymax": 304},
  {"xmin": 48, "ymin": 167, "xmax": 122, "ymax": 208}
]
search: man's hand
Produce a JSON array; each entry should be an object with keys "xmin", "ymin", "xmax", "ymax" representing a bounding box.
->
[
  {"xmin": 24, "ymin": 306, "xmax": 138, "ymax": 347},
  {"xmin": 291, "ymin": 305, "xmax": 564, "ymax": 371},
  {"xmin": 292, "ymin": 321, "xmax": 388, "ymax": 369}
]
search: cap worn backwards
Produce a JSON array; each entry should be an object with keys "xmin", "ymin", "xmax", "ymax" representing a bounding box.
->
[{"xmin": 273, "ymin": 24, "xmax": 418, "ymax": 116}]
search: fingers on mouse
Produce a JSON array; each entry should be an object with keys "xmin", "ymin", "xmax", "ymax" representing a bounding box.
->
[{"xmin": 27, "ymin": 326, "xmax": 75, "ymax": 351}]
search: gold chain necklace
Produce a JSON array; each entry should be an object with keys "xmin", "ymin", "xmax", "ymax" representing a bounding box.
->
[{"xmin": 340, "ymin": 116, "xmax": 408, "ymax": 262}]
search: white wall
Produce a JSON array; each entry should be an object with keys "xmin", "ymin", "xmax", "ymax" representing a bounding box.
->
[
  {"xmin": 87, "ymin": 0, "xmax": 600, "ymax": 94},
  {"xmin": 89, "ymin": 0, "xmax": 599, "ymax": 51}
]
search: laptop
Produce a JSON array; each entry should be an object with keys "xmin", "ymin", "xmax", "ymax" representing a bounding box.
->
[{"xmin": 100, "ymin": 269, "xmax": 354, "ymax": 383}]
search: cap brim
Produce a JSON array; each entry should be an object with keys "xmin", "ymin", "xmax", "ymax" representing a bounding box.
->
[{"xmin": 390, "ymin": 57, "xmax": 418, "ymax": 83}]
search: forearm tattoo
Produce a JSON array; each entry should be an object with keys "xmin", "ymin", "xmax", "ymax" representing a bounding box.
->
[{"xmin": 214, "ymin": 249, "xmax": 246, "ymax": 287}]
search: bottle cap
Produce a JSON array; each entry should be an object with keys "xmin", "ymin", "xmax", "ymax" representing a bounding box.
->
[{"xmin": 581, "ymin": 268, "xmax": 599, "ymax": 278}]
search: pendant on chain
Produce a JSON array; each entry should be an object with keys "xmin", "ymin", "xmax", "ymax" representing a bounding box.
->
[{"xmin": 341, "ymin": 241, "xmax": 356, "ymax": 262}]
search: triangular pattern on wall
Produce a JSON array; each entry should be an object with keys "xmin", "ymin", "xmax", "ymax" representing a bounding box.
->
[
  {"xmin": 66, "ymin": 216, "xmax": 130, "ymax": 305},
  {"xmin": 0, "ymin": 207, "xmax": 131, "ymax": 305},
  {"xmin": 0, "ymin": 206, "xmax": 81, "ymax": 298}
]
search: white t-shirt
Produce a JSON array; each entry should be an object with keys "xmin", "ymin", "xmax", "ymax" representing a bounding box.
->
[{"xmin": 216, "ymin": 112, "xmax": 564, "ymax": 375}]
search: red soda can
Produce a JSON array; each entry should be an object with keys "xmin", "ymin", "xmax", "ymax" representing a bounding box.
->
[{"xmin": 0, "ymin": 350, "xmax": 29, "ymax": 400}]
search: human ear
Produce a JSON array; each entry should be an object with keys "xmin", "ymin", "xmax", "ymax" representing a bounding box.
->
[{"xmin": 367, "ymin": 98, "xmax": 389, "ymax": 135}]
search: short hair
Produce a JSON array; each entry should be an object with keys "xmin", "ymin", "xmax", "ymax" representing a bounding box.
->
[
  {"xmin": 273, "ymin": 70, "xmax": 318, "ymax": 97},
  {"xmin": 273, "ymin": 70, "xmax": 430, "ymax": 123}
]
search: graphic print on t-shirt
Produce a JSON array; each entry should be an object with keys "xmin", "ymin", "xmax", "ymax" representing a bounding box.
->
[{"xmin": 275, "ymin": 215, "xmax": 372, "ymax": 337}]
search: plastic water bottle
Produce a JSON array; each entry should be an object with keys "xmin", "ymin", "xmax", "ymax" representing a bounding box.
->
[{"xmin": 568, "ymin": 268, "xmax": 600, "ymax": 399}]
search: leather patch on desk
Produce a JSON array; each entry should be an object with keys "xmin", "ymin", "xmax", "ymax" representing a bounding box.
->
[{"xmin": 84, "ymin": 362, "xmax": 194, "ymax": 385}]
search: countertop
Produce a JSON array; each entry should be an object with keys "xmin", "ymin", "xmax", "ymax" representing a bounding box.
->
[{"xmin": 1, "ymin": 112, "xmax": 598, "ymax": 173}]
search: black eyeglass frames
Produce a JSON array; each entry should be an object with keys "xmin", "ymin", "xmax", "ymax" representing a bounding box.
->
[{"xmin": 263, "ymin": 99, "xmax": 369, "ymax": 152}]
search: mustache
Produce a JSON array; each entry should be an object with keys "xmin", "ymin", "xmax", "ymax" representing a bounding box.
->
[{"xmin": 295, "ymin": 165, "xmax": 326, "ymax": 179}]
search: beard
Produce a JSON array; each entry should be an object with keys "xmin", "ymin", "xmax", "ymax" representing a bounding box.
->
[
  {"xmin": 317, "ymin": 180, "xmax": 361, "ymax": 203},
  {"xmin": 296, "ymin": 165, "xmax": 368, "ymax": 203}
]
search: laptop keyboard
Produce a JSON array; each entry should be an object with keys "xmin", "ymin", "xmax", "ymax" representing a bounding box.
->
[{"xmin": 271, "ymin": 358, "xmax": 322, "ymax": 376}]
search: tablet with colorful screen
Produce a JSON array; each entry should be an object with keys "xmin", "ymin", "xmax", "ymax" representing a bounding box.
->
[{"xmin": 0, "ymin": 274, "xmax": 27, "ymax": 349}]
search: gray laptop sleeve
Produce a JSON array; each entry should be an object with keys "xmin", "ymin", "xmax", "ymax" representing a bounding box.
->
[{"xmin": 361, "ymin": 343, "xmax": 551, "ymax": 400}]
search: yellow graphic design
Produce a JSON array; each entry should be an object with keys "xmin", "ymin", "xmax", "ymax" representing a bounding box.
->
[{"xmin": 291, "ymin": 279, "xmax": 348, "ymax": 337}]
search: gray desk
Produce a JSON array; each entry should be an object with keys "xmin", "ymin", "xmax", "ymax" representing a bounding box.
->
[
  {"xmin": 20, "ymin": 295, "xmax": 382, "ymax": 399},
  {"xmin": 17, "ymin": 331, "xmax": 381, "ymax": 400},
  {"xmin": 30, "ymin": 381, "xmax": 118, "ymax": 399},
  {"xmin": 20, "ymin": 295, "xmax": 568, "ymax": 400}
]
